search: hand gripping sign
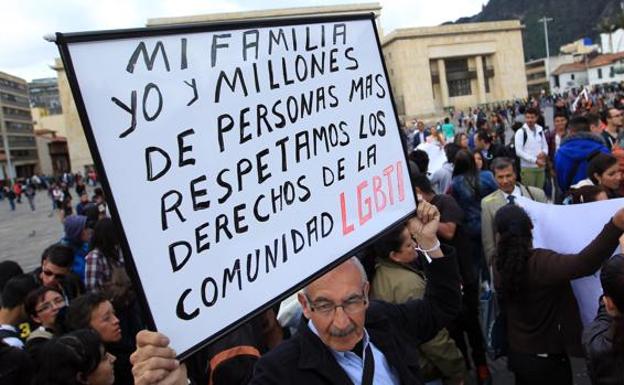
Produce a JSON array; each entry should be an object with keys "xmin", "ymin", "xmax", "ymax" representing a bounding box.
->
[{"xmin": 55, "ymin": 13, "xmax": 416, "ymax": 358}]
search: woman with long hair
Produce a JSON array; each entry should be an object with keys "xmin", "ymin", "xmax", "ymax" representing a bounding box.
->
[
  {"xmin": 494, "ymin": 204, "xmax": 624, "ymax": 385},
  {"xmin": 587, "ymin": 152, "xmax": 622, "ymax": 199},
  {"xmin": 583, "ymin": 254, "xmax": 624, "ymax": 384},
  {"xmin": 450, "ymin": 150, "xmax": 497, "ymax": 282},
  {"xmin": 85, "ymin": 218, "xmax": 124, "ymax": 293}
]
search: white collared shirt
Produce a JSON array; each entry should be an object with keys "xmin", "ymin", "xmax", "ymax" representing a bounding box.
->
[{"xmin": 502, "ymin": 185, "xmax": 522, "ymax": 202}]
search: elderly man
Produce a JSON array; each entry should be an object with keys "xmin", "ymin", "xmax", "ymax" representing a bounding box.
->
[
  {"xmin": 481, "ymin": 157, "xmax": 547, "ymax": 265},
  {"xmin": 130, "ymin": 201, "xmax": 461, "ymax": 385}
]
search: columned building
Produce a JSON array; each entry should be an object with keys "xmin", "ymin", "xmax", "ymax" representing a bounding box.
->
[{"xmin": 382, "ymin": 20, "xmax": 527, "ymax": 119}]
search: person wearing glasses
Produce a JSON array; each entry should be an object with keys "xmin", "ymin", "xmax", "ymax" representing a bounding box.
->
[
  {"xmin": 130, "ymin": 200, "xmax": 462, "ymax": 385},
  {"xmin": 24, "ymin": 286, "xmax": 67, "ymax": 363},
  {"xmin": 29, "ymin": 243, "xmax": 84, "ymax": 303}
]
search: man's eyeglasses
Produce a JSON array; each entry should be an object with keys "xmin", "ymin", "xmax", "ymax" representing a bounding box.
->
[
  {"xmin": 36, "ymin": 296, "xmax": 66, "ymax": 314},
  {"xmin": 305, "ymin": 293, "xmax": 368, "ymax": 317},
  {"xmin": 42, "ymin": 270, "xmax": 66, "ymax": 280}
]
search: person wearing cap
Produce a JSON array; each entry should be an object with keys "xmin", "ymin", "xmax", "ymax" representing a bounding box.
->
[{"xmin": 60, "ymin": 215, "xmax": 93, "ymax": 282}]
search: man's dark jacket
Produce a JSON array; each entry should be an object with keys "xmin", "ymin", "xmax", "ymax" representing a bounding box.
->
[{"xmin": 249, "ymin": 249, "xmax": 461, "ymax": 385}]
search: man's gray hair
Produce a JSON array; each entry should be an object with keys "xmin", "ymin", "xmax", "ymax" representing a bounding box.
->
[{"xmin": 303, "ymin": 256, "xmax": 368, "ymax": 295}]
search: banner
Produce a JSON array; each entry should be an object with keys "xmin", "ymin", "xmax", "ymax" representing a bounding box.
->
[
  {"xmin": 56, "ymin": 15, "xmax": 416, "ymax": 357},
  {"xmin": 517, "ymin": 197, "xmax": 624, "ymax": 325}
]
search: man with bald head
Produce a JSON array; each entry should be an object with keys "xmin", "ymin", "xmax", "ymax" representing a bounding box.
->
[{"xmin": 130, "ymin": 201, "xmax": 461, "ymax": 385}]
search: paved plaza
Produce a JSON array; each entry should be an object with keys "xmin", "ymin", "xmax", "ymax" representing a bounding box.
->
[{"xmin": 0, "ymin": 186, "xmax": 92, "ymax": 272}]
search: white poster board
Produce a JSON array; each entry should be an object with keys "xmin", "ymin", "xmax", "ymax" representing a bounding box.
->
[
  {"xmin": 56, "ymin": 15, "xmax": 416, "ymax": 357},
  {"xmin": 517, "ymin": 197, "xmax": 624, "ymax": 325}
]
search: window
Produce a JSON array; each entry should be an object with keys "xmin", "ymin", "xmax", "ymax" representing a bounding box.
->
[
  {"xmin": 598, "ymin": 68, "xmax": 603, "ymax": 79},
  {"xmin": 445, "ymin": 58, "xmax": 473, "ymax": 97},
  {"xmin": 611, "ymin": 67, "xmax": 615, "ymax": 78},
  {"xmin": 448, "ymin": 79, "xmax": 472, "ymax": 97},
  {"xmin": 571, "ymin": 74, "xmax": 575, "ymax": 80}
]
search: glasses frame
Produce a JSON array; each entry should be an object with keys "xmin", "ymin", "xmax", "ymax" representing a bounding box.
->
[{"xmin": 305, "ymin": 289, "xmax": 368, "ymax": 317}]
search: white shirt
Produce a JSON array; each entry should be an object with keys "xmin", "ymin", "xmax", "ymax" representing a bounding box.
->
[
  {"xmin": 514, "ymin": 123, "xmax": 548, "ymax": 168},
  {"xmin": 502, "ymin": 185, "xmax": 522, "ymax": 203}
]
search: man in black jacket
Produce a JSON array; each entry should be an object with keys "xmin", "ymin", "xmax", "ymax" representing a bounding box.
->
[{"xmin": 130, "ymin": 201, "xmax": 461, "ymax": 385}]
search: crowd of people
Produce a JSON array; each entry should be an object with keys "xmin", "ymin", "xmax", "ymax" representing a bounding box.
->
[{"xmin": 2, "ymin": 90, "xmax": 624, "ymax": 385}]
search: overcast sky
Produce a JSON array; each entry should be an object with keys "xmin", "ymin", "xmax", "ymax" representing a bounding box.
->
[{"xmin": 2, "ymin": 0, "xmax": 485, "ymax": 82}]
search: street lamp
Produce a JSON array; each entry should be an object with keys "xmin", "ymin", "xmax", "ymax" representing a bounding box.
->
[{"xmin": 539, "ymin": 16, "xmax": 554, "ymax": 91}]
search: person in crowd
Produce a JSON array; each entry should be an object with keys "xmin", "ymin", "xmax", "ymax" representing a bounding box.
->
[
  {"xmin": 493, "ymin": 204, "xmax": 624, "ymax": 385},
  {"xmin": 514, "ymin": 107, "xmax": 548, "ymax": 188},
  {"xmin": 442, "ymin": 117, "xmax": 455, "ymax": 141},
  {"xmin": 474, "ymin": 130, "xmax": 505, "ymax": 170},
  {"xmin": 13, "ymin": 180, "xmax": 23, "ymax": 204},
  {"xmin": 412, "ymin": 120, "xmax": 430, "ymax": 148},
  {"xmin": 130, "ymin": 201, "xmax": 462, "ymax": 385},
  {"xmin": 588, "ymin": 113, "xmax": 605, "ymax": 136},
  {"xmin": 583, "ymin": 254, "xmax": 624, "ymax": 384},
  {"xmin": 412, "ymin": 174, "xmax": 492, "ymax": 385},
  {"xmin": 0, "ymin": 260, "xmax": 23, "ymax": 299},
  {"xmin": 86, "ymin": 217, "xmax": 144, "ymax": 356},
  {"xmin": 409, "ymin": 149, "xmax": 430, "ymax": 176},
  {"xmin": 601, "ymin": 107, "xmax": 622, "ymax": 150},
  {"xmin": 586, "ymin": 152, "xmax": 622, "ymax": 199},
  {"xmin": 450, "ymin": 149, "xmax": 497, "ymax": 281},
  {"xmin": 30, "ymin": 243, "xmax": 83, "ymax": 302},
  {"xmin": 481, "ymin": 157, "xmax": 547, "ymax": 265},
  {"xmin": 370, "ymin": 222, "xmax": 465, "ymax": 385},
  {"xmin": 0, "ymin": 275, "xmax": 38, "ymax": 349},
  {"xmin": 568, "ymin": 185, "xmax": 609, "ymax": 204},
  {"xmin": 427, "ymin": 127, "xmax": 446, "ymax": 148},
  {"xmin": 555, "ymin": 116, "xmax": 609, "ymax": 192},
  {"xmin": 24, "ymin": 183, "xmax": 36, "ymax": 211},
  {"xmin": 431, "ymin": 143, "xmax": 460, "ymax": 194},
  {"xmin": 546, "ymin": 111, "xmax": 568, "ymax": 162},
  {"xmin": 66, "ymin": 292, "xmax": 131, "ymax": 385},
  {"xmin": 76, "ymin": 177, "xmax": 87, "ymax": 197},
  {"xmin": 453, "ymin": 132, "xmax": 469, "ymax": 150},
  {"xmin": 60, "ymin": 215, "xmax": 93, "ymax": 282},
  {"xmin": 35, "ymin": 328, "xmax": 116, "ymax": 385},
  {"xmin": 77, "ymin": 192, "xmax": 92, "ymax": 216},
  {"xmin": 23, "ymin": 286, "xmax": 66, "ymax": 362},
  {"xmin": 6, "ymin": 185, "xmax": 16, "ymax": 211},
  {"xmin": 474, "ymin": 151, "xmax": 484, "ymax": 171},
  {"xmin": 85, "ymin": 218, "xmax": 125, "ymax": 293}
]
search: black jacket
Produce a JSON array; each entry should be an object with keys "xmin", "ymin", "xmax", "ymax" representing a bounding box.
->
[
  {"xmin": 249, "ymin": 250, "xmax": 461, "ymax": 385},
  {"xmin": 583, "ymin": 300, "xmax": 624, "ymax": 385}
]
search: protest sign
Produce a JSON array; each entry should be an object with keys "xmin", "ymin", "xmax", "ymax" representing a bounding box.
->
[
  {"xmin": 55, "ymin": 14, "xmax": 416, "ymax": 357},
  {"xmin": 517, "ymin": 196, "xmax": 624, "ymax": 325}
]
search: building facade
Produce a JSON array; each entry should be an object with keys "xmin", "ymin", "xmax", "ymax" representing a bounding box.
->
[
  {"xmin": 382, "ymin": 20, "xmax": 527, "ymax": 119},
  {"xmin": 29, "ymin": 77, "xmax": 63, "ymax": 114},
  {"xmin": 53, "ymin": 58, "xmax": 94, "ymax": 174},
  {"xmin": 0, "ymin": 71, "xmax": 39, "ymax": 181},
  {"xmin": 525, "ymin": 55, "xmax": 574, "ymax": 96}
]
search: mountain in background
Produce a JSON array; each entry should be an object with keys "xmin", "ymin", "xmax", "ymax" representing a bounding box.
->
[{"xmin": 453, "ymin": 0, "xmax": 622, "ymax": 60}]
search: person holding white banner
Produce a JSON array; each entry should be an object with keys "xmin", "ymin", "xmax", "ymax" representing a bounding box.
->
[
  {"xmin": 130, "ymin": 201, "xmax": 462, "ymax": 385},
  {"xmin": 493, "ymin": 204, "xmax": 624, "ymax": 385}
]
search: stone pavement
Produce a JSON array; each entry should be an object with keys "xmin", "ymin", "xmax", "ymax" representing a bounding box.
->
[
  {"xmin": 0, "ymin": 185, "xmax": 592, "ymax": 385},
  {"xmin": 0, "ymin": 186, "xmax": 93, "ymax": 272}
]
